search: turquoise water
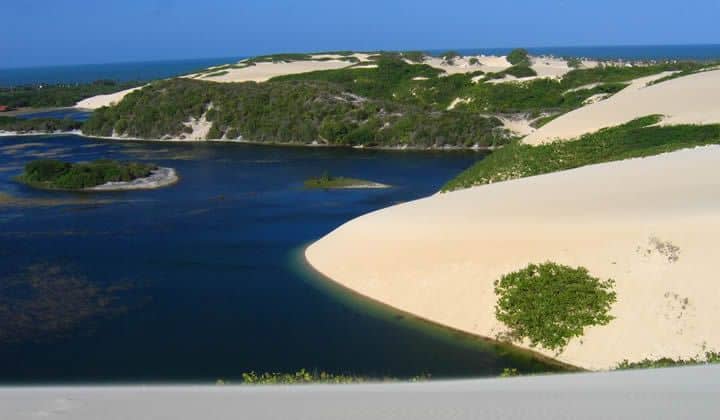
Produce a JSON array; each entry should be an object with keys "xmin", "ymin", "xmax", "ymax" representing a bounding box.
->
[{"xmin": 0, "ymin": 134, "xmax": 563, "ymax": 384}]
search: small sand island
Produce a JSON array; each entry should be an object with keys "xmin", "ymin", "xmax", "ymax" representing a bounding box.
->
[
  {"xmin": 304, "ymin": 172, "xmax": 389, "ymax": 189},
  {"xmin": 16, "ymin": 159, "xmax": 178, "ymax": 191}
]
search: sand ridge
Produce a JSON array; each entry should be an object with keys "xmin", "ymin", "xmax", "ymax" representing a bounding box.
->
[
  {"xmin": 524, "ymin": 69, "xmax": 720, "ymax": 145},
  {"xmin": 306, "ymin": 146, "xmax": 720, "ymax": 370}
]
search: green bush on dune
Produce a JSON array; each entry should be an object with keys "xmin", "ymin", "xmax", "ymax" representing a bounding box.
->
[{"xmin": 494, "ymin": 262, "xmax": 616, "ymax": 351}]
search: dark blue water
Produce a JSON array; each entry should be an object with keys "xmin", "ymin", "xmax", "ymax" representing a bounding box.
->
[
  {"xmin": 0, "ymin": 57, "xmax": 243, "ymax": 87},
  {"xmin": 0, "ymin": 135, "xmax": 561, "ymax": 384}
]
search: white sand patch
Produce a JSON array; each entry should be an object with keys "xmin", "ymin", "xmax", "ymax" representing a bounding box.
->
[
  {"xmin": 424, "ymin": 56, "xmax": 510, "ymax": 75},
  {"xmin": 306, "ymin": 146, "xmax": 720, "ymax": 370},
  {"xmin": 447, "ymin": 97, "xmax": 472, "ymax": 110},
  {"xmin": 88, "ymin": 167, "xmax": 178, "ymax": 191},
  {"xmin": 178, "ymin": 110, "xmax": 212, "ymax": 140},
  {"xmin": 74, "ymin": 87, "xmax": 143, "ymax": 110},
  {"xmin": 189, "ymin": 60, "xmax": 352, "ymax": 83},
  {"xmin": 523, "ymin": 70, "xmax": 720, "ymax": 145},
  {"xmin": 497, "ymin": 115, "xmax": 535, "ymax": 136}
]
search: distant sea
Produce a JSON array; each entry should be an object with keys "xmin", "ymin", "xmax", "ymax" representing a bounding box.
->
[
  {"xmin": 442, "ymin": 44, "xmax": 720, "ymax": 61},
  {"xmin": 2, "ymin": 45, "xmax": 719, "ymax": 87},
  {"xmin": 0, "ymin": 57, "xmax": 244, "ymax": 87}
]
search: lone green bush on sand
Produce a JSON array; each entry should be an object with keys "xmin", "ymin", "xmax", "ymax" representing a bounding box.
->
[{"xmin": 494, "ymin": 262, "xmax": 616, "ymax": 351}]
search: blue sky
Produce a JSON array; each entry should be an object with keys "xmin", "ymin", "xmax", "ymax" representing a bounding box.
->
[{"xmin": 2, "ymin": 0, "xmax": 719, "ymax": 68}]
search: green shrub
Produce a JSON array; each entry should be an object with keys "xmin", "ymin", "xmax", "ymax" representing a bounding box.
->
[
  {"xmin": 506, "ymin": 48, "xmax": 530, "ymax": 65},
  {"xmin": 17, "ymin": 159, "xmax": 157, "ymax": 190},
  {"xmin": 616, "ymin": 352, "xmax": 720, "ymax": 369},
  {"xmin": 443, "ymin": 116, "xmax": 720, "ymax": 191},
  {"xmin": 503, "ymin": 65, "xmax": 537, "ymax": 78},
  {"xmin": 494, "ymin": 262, "xmax": 616, "ymax": 351}
]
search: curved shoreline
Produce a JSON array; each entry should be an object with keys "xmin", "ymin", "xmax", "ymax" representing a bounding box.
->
[
  {"xmin": 305, "ymin": 146, "xmax": 720, "ymax": 371},
  {"xmin": 298, "ymin": 245, "xmax": 580, "ymax": 372}
]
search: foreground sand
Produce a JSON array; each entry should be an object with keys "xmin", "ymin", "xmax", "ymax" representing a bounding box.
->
[
  {"xmin": 2, "ymin": 366, "xmax": 718, "ymax": 419},
  {"xmin": 524, "ymin": 69, "xmax": 720, "ymax": 144},
  {"xmin": 306, "ymin": 146, "xmax": 720, "ymax": 370}
]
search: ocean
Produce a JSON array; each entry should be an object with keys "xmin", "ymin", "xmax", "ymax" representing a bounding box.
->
[{"xmin": 2, "ymin": 45, "xmax": 719, "ymax": 87}]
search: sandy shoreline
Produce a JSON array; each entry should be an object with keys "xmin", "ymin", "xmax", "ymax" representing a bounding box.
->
[
  {"xmin": 306, "ymin": 146, "xmax": 720, "ymax": 370},
  {"xmin": 88, "ymin": 167, "xmax": 178, "ymax": 191}
]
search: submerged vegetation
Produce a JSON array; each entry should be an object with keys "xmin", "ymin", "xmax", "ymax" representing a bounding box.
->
[
  {"xmin": 0, "ymin": 264, "xmax": 133, "ymax": 344},
  {"xmin": 0, "ymin": 80, "xmax": 140, "ymax": 108},
  {"xmin": 443, "ymin": 116, "xmax": 720, "ymax": 191},
  {"xmin": 17, "ymin": 159, "xmax": 157, "ymax": 190},
  {"xmin": 494, "ymin": 262, "xmax": 616, "ymax": 351}
]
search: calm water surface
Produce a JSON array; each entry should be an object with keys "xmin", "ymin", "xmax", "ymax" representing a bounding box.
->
[{"xmin": 0, "ymin": 135, "xmax": 560, "ymax": 383}]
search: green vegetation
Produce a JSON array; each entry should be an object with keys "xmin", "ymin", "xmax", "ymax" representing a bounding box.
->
[
  {"xmin": 443, "ymin": 116, "xmax": 720, "ymax": 191},
  {"xmin": 17, "ymin": 159, "xmax": 157, "ymax": 190},
  {"xmin": 304, "ymin": 171, "xmax": 386, "ymax": 189},
  {"xmin": 227, "ymin": 369, "xmax": 428, "ymax": 384},
  {"xmin": 0, "ymin": 80, "xmax": 140, "ymax": 108},
  {"xmin": 0, "ymin": 116, "xmax": 82, "ymax": 133},
  {"xmin": 616, "ymin": 352, "xmax": 720, "ymax": 370},
  {"xmin": 203, "ymin": 70, "xmax": 229, "ymax": 78},
  {"xmin": 494, "ymin": 262, "xmax": 616, "ymax": 351},
  {"xmin": 647, "ymin": 62, "xmax": 720, "ymax": 86},
  {"xmin": 79, "ymin": 51, "xmax": 713, "ymax": 149},
  {"xmin": 401, "ymin": 51, "xmax": 426, "ymax": 63},
  {"xmin": 565, "ymin": 57, "xmax": 582, "ymax": 69},
  {"xmin": 506, "ymin": 48, "xmax": 530, "ymax": 66},
  {"xmin": 84, "ymin": 72, "xmax": 507, "ymax": 148}
]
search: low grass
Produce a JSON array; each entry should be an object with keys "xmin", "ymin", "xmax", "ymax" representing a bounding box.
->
[
  {"xmin": 616, "ymin": 352, "xmax": 720, "ymax": 370},
  {"xmin": 203, "ymin": 70, "xmax": 229, "ymax": 78},
  {"xmin": 220, "ymin": 369, "xmax": 429, "ymax": 385},
  {"xmin": 494, "ymin": 262, "xmax": 616, "ymax": 351},
  {"xmin": 442, "ymin": 115, "xmax": 720, "ymax": 191}
]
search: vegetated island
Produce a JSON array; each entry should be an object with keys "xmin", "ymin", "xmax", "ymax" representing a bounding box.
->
[
  {"xmin": 16, "ymin": 159, "xmax": 178, "ymax": 191},
  {"xmin": 304, "ymin": 172, "xmax": 389, "ymax": 189}
]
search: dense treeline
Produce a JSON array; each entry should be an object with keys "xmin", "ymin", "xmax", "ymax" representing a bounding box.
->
[
  {"xmin": 16, "ymin": 159, "xmax": 156, "ymax": 190},
  {"xmin": 0, "ymin": 116, "xmax": 82, "ymax": 133},
  {"xmin": 82, "ymin": 53, "xmax": 715, "ymax": 148},
  {"xmin": 0, "ymin": 80, "xmax": 140, "ymax": 108},
  {"xmin": 84, "ymin": 76, "xmax": 508, "ymax": 148}
]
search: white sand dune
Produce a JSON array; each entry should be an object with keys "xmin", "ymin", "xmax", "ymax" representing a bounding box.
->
[
  {"xmin": 194, "ymin": 60, "xmax": 352, "ymax": 83},
  {"xmin": 306, "ymin": 146, "xmax": 720, "ymax": 370},
  {"xmin": 75, "ymin": 86, "xmax": 143, "ymax": 110},
  {"xmin": 524, "ymin": 69, "xmax": 720, "ymax": 145}
]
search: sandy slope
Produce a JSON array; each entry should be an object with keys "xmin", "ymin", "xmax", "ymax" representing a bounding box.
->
[
  {"xmin": 306, "ymin": 146, "xmax": 720, "ymax": 370},
  {"xmin": 524, "ymin": 69, "xmax": 720, "ymax": 144},
  {"xmin": 75, "ymin": 87, "xmax": 143, "ymax": 110}
]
